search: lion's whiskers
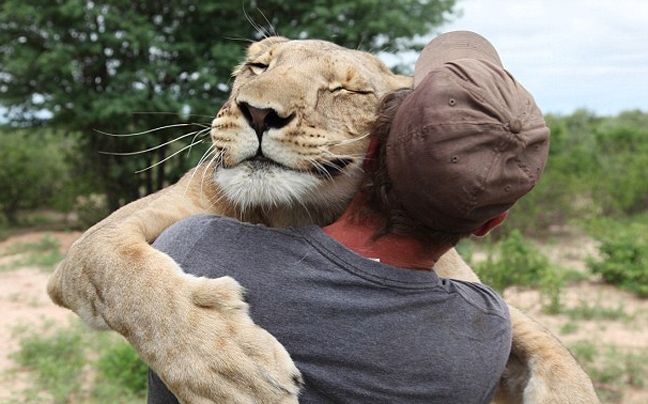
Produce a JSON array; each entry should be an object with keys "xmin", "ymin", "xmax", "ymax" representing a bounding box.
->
[
  {"xmin": 97, "ymin": 122, "xmax": 213, "ymax": 177},
  {"xmin": 99, "ymin": 127, "xmax": 210, "ymax": 157},
  {"xmin": 183, "ymin": 144, "xmax": 219, "ymax": 197},
  {"xmin": 134, "ymin": 138, "xmax": 208, "ymax": 174},
  {"xmin": 197, "ymin": 149, "xmax": 224, "ymax": 199},
  {"xmin": 242, "ymin": 7, "xmax": 277, "ymax": 40},
  {"xmin": 96, "ymin": 122, "xmax": 210, "ymax": 138},
  {"xmin": 323, "ymin": 131, "xmax": 371, "ymax": 147}
]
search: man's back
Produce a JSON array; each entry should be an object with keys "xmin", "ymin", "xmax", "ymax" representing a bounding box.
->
[{"xmin": 148, "ymin": 215, "xmax": 511, "ymax": 404}]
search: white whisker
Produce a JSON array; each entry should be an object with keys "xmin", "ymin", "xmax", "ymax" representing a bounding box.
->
[
  {"xmin": 99, "ymin": 129, "xmax": 209, "ymax": 156},
  {"xmin": 95, "ymin": 123, "xmax": 209, "ymax": 138},
  {"xmin": 134, "ymin": 139, "xmax": 205, "ymax": 173},
  {"xmin": 199, "ymin": 151, "xmax": 222, "ymax": 198},
  {"xmin": 324, "ymin": 132, "xmax": 371, "ymax": 146},
  {"xmin": 185, "ymin": 128, "xmax": 212, "ymax": 157},
  {"xmin": 132, "ymin": 111, "xmax": 215, "ymax": 120},
  {"xmin": 196, "ymin": 143, "xmax": 219, "ymax": 168},
  {"xmin": 184, "ymin": 146, "xmax": 219, "ymax": 196}
]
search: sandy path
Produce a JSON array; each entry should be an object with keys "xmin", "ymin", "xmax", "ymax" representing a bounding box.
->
[{"xmin": 0, "ymin": 232, "xmax": 80, "ymax": 400}]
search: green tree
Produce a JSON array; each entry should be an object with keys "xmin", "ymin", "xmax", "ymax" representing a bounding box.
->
[
  {"xmin": 0, "ymin": 0, "xmax": 457, "ymax": 211},
  {"xmin": 591, "ymin": 113, "xmax": 648, "ymax": 215},
  {"xmin": 0, "ymin": 130, "xmax": 69, "ymax": 224}
]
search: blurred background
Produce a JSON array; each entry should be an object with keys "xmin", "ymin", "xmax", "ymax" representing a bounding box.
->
[{"xmin": 0, "ymin": 0, "xmax": 646, "ymax": 403}]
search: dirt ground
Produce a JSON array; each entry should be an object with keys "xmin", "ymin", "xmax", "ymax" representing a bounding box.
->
[
  {"xmin": 0, "ymin": 231, "xmax": 646, "ymax": 403},
  {"xmin": 0, "ymin": 231, "xmax": 81, "ymax": 401}
]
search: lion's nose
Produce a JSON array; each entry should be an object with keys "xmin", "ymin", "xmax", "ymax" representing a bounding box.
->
[{"xmin": 238, "ymin": 102, "xmax": 295, "ymax": 141}]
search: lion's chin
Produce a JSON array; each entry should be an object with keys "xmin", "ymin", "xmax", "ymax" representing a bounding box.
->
[{"xmin": 214, "ymin": 164, "xmax": 321, "ymax": 211}]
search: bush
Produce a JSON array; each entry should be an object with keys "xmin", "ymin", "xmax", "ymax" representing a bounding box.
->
[
  {"xmin": 74, "ymin": 193, "xmax": 111, "ymax": 228},
  {"xmin": 9, "ymin": 320, "xmax": 147, "ymax": 403},
  {"xmin": 587, "ymin": 217, "xmax": 648, "ymax": 297},
  {"xmin": 0, "ymin": 131, "xmax": 70, "ymax": 224},
  {"xmin": 474, "ymin": 230, "xmax": 551, "ymax": 290},
  {"xmin": 95, "ymin": 337, "xmax": 149, "ymax": 396},
  {"xmin": 589, "ymin": 123, "xmax": 648, "ymax": 216},
  {"xmin": 472, "ymin": 230, "xmax": 563, "ymax": 312},
  {"xmin": 501, "ymin": 110, "xmax": 648, "ymax": 238},
  {"xmin": 10, "ymin": 321, "xmax": 87, "ymax": 403}
]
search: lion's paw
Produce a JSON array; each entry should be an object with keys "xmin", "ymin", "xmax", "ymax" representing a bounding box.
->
[{"xmin": 189, "ymin": 275, "xmax": 248, "ymax": 310}]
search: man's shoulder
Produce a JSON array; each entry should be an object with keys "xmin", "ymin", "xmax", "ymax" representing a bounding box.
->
[
  {"xmin": 156, "ymin": 214, "xmax": 220, "ymax": 240},
  {"xmin": 152, "ymin": 214, "xmax": 226, "ymax": 254},
  {"xmin": 443, "ymin": 279, "xmax": 510, "ymax": 320}
]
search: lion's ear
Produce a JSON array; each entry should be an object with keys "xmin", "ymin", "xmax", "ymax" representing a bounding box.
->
[
  {"xmin": 247, "ymin": 36, "xmax": 290, "ymax": 58},
  {"xmin": 389, "ymin": 74, "xmax": 414, "ymax": 90}
]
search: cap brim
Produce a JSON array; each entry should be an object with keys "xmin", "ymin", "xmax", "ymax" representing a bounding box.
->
[{"xmin": 414, "ymin": 31, "xmax": 503, "ymax": 87}]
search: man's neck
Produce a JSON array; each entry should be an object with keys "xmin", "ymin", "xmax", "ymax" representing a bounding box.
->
[{"xmin": 321, "ymin": 196, "xmax": 446, "ymax": 271}]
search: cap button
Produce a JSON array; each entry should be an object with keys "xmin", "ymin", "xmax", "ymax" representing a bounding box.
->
[{"xmin": 510, "ymin": 119, "xmax": 523, "ymax": 134}]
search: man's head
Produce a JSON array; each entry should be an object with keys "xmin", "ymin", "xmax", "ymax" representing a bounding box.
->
[{"xmin": 364, "ymin": 31, "xmax": 550, "ymax": 244}]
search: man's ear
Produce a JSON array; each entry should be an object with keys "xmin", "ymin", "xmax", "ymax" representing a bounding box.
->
[
  {"xmin": 472, "ymin": 211, "xmax": 508, "ymax": 237},
  {"xmin": 362, "ymin": 138, "xmax": 381, "ymax": 170}
]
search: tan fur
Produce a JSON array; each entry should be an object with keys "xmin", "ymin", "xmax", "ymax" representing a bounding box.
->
[{"xmin": 48, "ymin": 37, "xmax": 599, "ymax": 404}]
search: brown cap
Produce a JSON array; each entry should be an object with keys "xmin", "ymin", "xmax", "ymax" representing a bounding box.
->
[{"xmin": 386, "ymin": 31, "xmax": 550, "ymax": 233}]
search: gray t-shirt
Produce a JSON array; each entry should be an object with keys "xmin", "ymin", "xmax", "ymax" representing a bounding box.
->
[{"xmin": 148, "ymin": 215, "xmax": 511, "ymax": 404}]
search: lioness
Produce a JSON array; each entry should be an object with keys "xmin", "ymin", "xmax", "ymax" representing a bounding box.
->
[{"xmin": 48, "ymin": 36, "xmax": 599, "ymax": 404}]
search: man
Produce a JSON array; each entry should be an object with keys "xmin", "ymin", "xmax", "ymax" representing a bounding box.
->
[{"xmin": 148, "ymin": 31, "xmax": 549, "ymax": 404}]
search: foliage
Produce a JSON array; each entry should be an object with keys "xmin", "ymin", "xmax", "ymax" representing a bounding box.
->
[
  {"xmin": 0, "ymin": 0, "xmax": 457, "ymax": 210},
  {"xmin": 0, "ymin": 130, "xmax": 70, "ymax": 224},
  {"xmin": 474, "ymin": 230, "xmax": 551, "ymax": 290},
  {"xmin": 562, "ymin": 300, "xmax": 633, "ymax": 322},
  {"xmin": 0, "ymin": 233, "xmax": 64, "ymax": 271},
  {"xmin": 10, "ymin": 321, "xmax": 87, "ymax": 403},
  {"xmin": 569, "ymin": 341, "xmax": 648, "ymax": 402},
  {"xmin": 94, "ymin": 337, "xmax": 149, "ymax": 396},
  {"xmin": 74, "ymin": 193, "xmax": 111, "ymax": 228},
  {"xmin": 498, "ymin": 109, "xmax": 648, "ymax": 238},
  {"xmin": 586, "ymin": 215, "xmax": 648, "ymax": 297},
  {"xmin": 8, "ymin": 320, "xmax": 147, "ymax": 403},
  {"xmin": 469, "ymin": 230, "xmax": 564, "ymax": 312}
]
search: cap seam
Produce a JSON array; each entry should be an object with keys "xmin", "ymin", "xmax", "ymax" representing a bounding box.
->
[
  {"xmin": 460, "ymin": 129, "xmax": 512, "ymax": 216},
  {"xmin": 387, "ymin": 122, "xmax": 508, "ymax": 148}
]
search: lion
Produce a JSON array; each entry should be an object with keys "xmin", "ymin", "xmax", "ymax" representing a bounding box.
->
[{"xmin": 47, "ymin": 36, "xmax": 599, "ymax": 404}]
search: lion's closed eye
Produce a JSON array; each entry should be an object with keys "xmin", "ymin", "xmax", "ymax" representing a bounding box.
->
[
  {"xmin": 329, "ymin": 85, "xmax": 373, "ymax": 95},
  {"xmin": 247, "ymin": 62, "xmax": 268, "ymax": 75}
]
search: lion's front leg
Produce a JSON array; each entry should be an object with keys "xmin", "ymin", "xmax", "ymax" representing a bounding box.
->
[
  {"xmin": 47, "ymin": 166, "xmax": 215, "ymax": 329},
  {"xmin": 435, "ymin": 251, "xmax": 599, "ymax": 404},
  {"xmin": 47, "ymin": 165, "xmax": 302, "ymax": 403},
  {"xmin": 494, "ymin": 306, "xmax": 600, "ymax": 404}
]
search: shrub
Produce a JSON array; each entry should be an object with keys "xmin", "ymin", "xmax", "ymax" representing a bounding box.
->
[
  {"xmin": 0, "ymin": 233, "xmax": 63, "ymax": 271},
  {"xmin": 475, "ymin": 230, "xmax": 552, "ymax": 291},
  {"xmin": 8, "ymin": 320, "xmax": 147, "ymax": 403},
  {"xmin": 587, "ymin": 217, "xmax": 648, "ymax": 297},
  {"xmin": 74, "ymin": 193, "xmax": 111, "ymax": 228},
  {"xmin": 472, "ymin": 230, "xmax": 563, "ymax": 311},
  {"xmin": 94, "ymin": 337, "xmax": 149, "ymax": 396},
  {"xmin": 10, "ymin": 321, "xmax": 87, "ymax": 403},
  {"xmin": 0, "ymin": 131, "xmax": 70, "ymax": 224}
]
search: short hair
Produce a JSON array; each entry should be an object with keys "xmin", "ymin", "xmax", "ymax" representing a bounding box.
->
[{"xmin": 359, "ymin": 88, "xmax": 472, "ymax": 247}]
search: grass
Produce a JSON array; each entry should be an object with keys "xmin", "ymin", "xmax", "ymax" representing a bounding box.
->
[
  {"xmin": 0, "ymin": 233, "xmax": 64, "ymax": 271},
  {"xmin": 569, "ymin": 340, "xmax": 648, "ymax": 403},
  {"xmin": 6, "ymin": 320, "xmax": 147, "ymax": 404},
  {"xmin": 562, "ymin": 300, "xmax": 634, "ymax": 322}
]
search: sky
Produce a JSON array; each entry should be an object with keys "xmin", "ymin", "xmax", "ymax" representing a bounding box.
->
[{"xmin": 385, "ymin": 0, "xmax": 648, "ymax": 116}]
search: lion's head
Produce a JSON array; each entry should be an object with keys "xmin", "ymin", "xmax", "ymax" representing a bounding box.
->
[{"xmin": 209, "ymin": 37, "xmax": 411, "ymax": 226}]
